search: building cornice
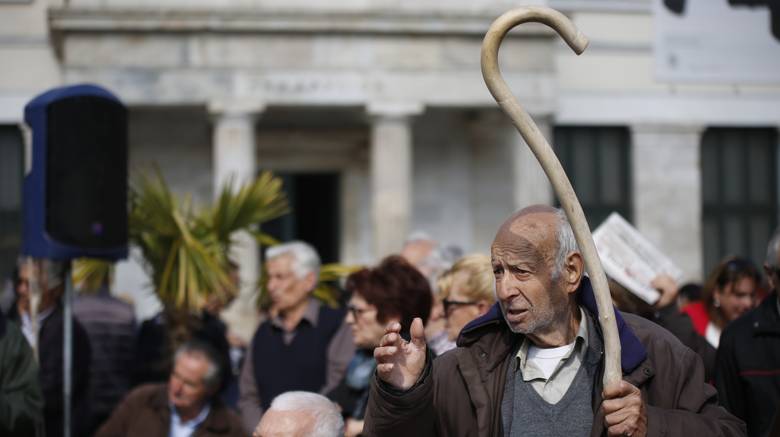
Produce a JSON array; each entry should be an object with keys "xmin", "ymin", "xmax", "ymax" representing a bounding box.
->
[
  {"xmin": 549, "ymin": 0, "xmax": 650, "ymax": 14},
  {"xmin": 48, "ymin": 8, "xmax": 559, "ymax": 37}
]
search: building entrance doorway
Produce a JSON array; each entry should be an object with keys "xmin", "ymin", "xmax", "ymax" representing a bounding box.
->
[{"xmin": 262, "ymin": 172, "xmax": 341, "ymax": 264}]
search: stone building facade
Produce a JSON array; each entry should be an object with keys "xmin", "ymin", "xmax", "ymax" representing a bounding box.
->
[{"xmin": 1, "ymin": 0, "xmax": 779, "ymax": 333}]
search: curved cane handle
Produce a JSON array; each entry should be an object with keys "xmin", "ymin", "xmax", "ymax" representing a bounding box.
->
[{"xmin": 481, "ymin": 6, "xmax": 621, "ymax": 387}]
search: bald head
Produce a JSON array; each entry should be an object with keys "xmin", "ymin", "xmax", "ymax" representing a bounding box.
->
[{"xmin": 492, "ymin": 206, "xmax": 579, "ymax": 280}]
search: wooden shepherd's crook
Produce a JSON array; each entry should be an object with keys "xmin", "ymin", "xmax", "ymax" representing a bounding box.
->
[{"xmin": 481, "ymin": 6, "xmax": 622, "ymax": 387}]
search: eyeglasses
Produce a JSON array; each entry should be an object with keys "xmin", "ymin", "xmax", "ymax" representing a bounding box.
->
[
  {"xmin": 442, "ymin": 298, "xmax": 479, "ymax": 315},
  {"xmin": 347, "ymin": 304, "xmax": 374, "ymax": 320}
]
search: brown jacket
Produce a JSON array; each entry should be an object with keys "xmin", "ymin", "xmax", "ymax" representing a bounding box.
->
[
  {"xmin": 95, "ymin": 383, "xmax": 246, "ymax": 437},
  {"xmin": 364, "ymin": 301, "xmax": 745, "ymax": 437}
]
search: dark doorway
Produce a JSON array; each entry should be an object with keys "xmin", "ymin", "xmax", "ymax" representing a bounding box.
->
[{"xmin": 261, "ymin": 172, "xmax": 341, "ymax": 264}]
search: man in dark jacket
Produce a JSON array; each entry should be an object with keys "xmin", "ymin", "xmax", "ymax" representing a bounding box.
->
[
  {"xmin": 715, "ymin": 228, "xmax": 780, "ymax": 437},
  {"xmin": 73, "ymin": 280, "xmax": 136, "ymax": 433},
  {"xmin": 0, "ymin": 309, "xmax": 44, "ymax": 436},
  {"xmin": 365, "ymin": 205, "xmax": 745, "ymax": 437},
  {"xmin": 10, "ymin": 259, "xmax": 91, "ymax": 437},
  {"xmin": 238, "ymin": 241, "xmax": 354, "ymax": 434},
  {"xmin": 96, "ymin": 340, "xmax": 245, "ymax": 437}
]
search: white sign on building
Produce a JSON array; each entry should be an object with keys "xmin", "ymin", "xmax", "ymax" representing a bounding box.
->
[{"xmin": 654, "ymin": 0, "xmax": 780, "ymax": 83}]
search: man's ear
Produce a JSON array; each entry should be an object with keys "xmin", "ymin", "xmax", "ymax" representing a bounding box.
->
[
  {"xmin": 304, "ymin": 271, "xmax": 318, "ymax": 291},
  {"xmin": 563, "ymin": 252, "xmax": 584, "ymax": 294}
]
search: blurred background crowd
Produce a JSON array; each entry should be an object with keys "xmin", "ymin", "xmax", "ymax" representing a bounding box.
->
[{"xmin": 0, "ymin": 0, "xmax": 779, "ymax": 436}]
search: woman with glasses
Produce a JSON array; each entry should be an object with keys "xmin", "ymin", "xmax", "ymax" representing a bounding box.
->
[
  {"xmin": 327, "ymin": 256, "xmax": 432, "ymax": 437},
  {"xmin": 682, "ymin": 256, "xmax": 761, "ymax": 348},
  {"xmin": 436, "ymin": 254, "xmax": 495, "ymax": 342}
]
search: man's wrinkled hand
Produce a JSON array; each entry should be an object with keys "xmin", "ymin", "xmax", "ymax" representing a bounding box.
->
[
  {"xmin": 602, "ymin": 380, "xmax": 647, "ymax": 437},
  {"xmin": 374, "ymin": 318, "xmax": 427, "ymax": 390}
]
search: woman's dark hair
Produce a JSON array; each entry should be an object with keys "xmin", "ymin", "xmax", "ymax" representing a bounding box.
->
[
  {"xmin": 345, "ymin": 256, "xmax": 432, "ymax": 336},
  {"xmin": 703, "ymin": 256, "xmax": 761, "ymax": 327},
  {"xmin": 608, "ymin": 279, "xmax": 655, "ymax": 320}
]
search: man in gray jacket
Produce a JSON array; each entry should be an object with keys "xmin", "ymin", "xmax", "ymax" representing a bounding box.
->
[{"xmin": 365, "ymin": 205, "xmax": 745, "ymax": 436}]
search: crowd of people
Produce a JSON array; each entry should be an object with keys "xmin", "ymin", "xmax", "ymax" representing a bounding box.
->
[{"xmin": 1, "ymin": 205, "xmax": 779, "ymax": 437}]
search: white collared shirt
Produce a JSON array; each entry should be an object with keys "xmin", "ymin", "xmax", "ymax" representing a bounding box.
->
[
  {"xmin": 20, "ymin": 307, "xmax": 54, "ymax": 348},
  {"xmin": 515, "ymin": 307, "xmax": 590, "ymax": 404},
  {"xmin": 169, "ymin": 403, "xmax": 211, "ymax": 437}
]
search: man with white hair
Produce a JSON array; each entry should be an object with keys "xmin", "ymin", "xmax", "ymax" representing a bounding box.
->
[
  {"xmin": 253, "ymin": 391, "xmax": 344, "ymax": 437},
  {"xmin": 239, "ymin": 241, "xmax": 354, "ymax": 434},
  {"xmin": 96, "ymin": 340, "xmax": 244, "ymax": 437}
]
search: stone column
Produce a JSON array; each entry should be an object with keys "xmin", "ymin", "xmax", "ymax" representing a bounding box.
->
[
  {"xmin": 367, "ymin": 102, "xmax": 423, "ymax": 259},
  {"xmin": 209, "ymin": 100, "xmax": 264, "ymax": 341},
  {"xmin": 512, "ymin": 115, "xmax": 554, "ymax": 209},
  {"xmin": 467, "ymin": 110, "xmax": 553, "ymax": 252},
  {"xmin": 631, "ymin": 124, "xmax": 704, "ymax": 281}
]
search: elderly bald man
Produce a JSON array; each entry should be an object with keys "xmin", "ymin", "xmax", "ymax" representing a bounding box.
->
[{"xmin": 363, "ymin": 205, "xmax": 745, "ymax": 437}]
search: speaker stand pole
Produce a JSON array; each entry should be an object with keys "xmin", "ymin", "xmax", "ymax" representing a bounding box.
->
[{"xmin": 63, "ymin": 260, "xmax": 73, "ymax": 437}]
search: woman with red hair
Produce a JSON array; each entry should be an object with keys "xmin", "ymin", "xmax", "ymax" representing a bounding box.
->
[{"xmin": 327, "ymin": 256, "xmax": 432, "ymax": 437}]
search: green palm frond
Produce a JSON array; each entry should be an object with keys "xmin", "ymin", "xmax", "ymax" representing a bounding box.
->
[
  {"xmin": 208, "ymin": 171, "xmax": 290, "ymax": 247},
  {"xmin": 313, "ymin": 263, "xmax": 364, "ymax": 307},
  {"xmin": 72, "ymin": 258, "xmax": 113, "ymax": 292},
  {"xmin": 130, "ymin": 168, "xmax": 289, "ymax": 312}
]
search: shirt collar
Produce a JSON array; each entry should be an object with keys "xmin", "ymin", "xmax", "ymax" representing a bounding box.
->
[
  {"xmin": 515, "ymin": 306, "xmax": 589, "ymax": 372},
  {"xmin": 270, "ymin": 297, "xmax": 320, "ymax": 330},
  {"xmin": 22, "ymin": 306, "xmax": 55, "ymax": 325},
  {"xmin": 170, "ymin": 402, "xmax": 211, "ymax": 431},
  {"xmin": 20, "ymin": 306, "xmax": 55, "ymax": 346}
]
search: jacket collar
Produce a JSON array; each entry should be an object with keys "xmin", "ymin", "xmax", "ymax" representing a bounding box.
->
[
  {"xmin": 752, "ymin": 291, "xmax": 780, "ymax": 336},
  {"xmin": 153, "ymin": 385, "xmax": 234, "ymax": 434},
  {"xmin": 459, "ymin": 276, "xmax": 647, "ymax": 375}
]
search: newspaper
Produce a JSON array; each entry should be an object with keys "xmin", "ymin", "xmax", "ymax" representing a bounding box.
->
[{"xmin": 592, "ymin": 212, "xmax": 684, "ymax": 305}]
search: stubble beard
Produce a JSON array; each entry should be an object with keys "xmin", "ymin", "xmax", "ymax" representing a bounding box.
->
[
  {"xmin": 500, "ymin": 298, "xmax": 556, "ymax": 335},
  {"xmin": 500, "ymin": 284, "xmax": 571, "ymax": 338}
]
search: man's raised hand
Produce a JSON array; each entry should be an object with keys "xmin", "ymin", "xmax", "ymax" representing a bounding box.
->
[{"xmin": 374, "ymin": 317, "xmax": 427, "ymax": 390}]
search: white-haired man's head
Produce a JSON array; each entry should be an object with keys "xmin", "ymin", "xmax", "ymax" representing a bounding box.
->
[
  {"xmin": 764, "ymin": 226, "xmax": 780, "ymax": 289},
  {"xmin": 401, "ymin": 231, "xmax": 451, "ymax": 282},
  {"xmin": 253, "ymin": 391, "xmax": 344, "ymax": 437},
  {"xmin": 265, "ymin": 241, "xmax": 321, "ymax": 314},
  {"xmin": 266, "ymin": 241, "xmax": 321, "ymax": 279},
  {"xmin": 15, "ymin": 258, "xmax": 67, "ymax": 315}
]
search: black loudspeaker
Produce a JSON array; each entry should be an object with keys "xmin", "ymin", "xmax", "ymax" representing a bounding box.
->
[{"xmin": 23, "ymin": 84, "xmax": 128, "ymax": 260}]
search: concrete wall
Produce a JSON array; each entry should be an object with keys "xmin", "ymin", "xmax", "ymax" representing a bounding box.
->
[
  {"xmin": 0, "ymin": 0, "xmax": 61, "ymax": 122},
  {"xmin": 411, "ymin": 109, "xmax": 476, "ymax": 254},
  {"xmin": 128, "ymin": 106, "xmax": 213, "ymax": 205}
]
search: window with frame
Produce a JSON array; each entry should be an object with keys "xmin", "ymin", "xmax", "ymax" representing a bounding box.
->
[
  {"xmin": 701, "ymin": 127, "xmax": 779, "ymax": 275},
  {"xmin": 0, "ymin": 126, "xmax": 23, "ymax": 280},
  {"xmin": 554, "ymin": 126, "xmax": 633, "ymax": 229}
]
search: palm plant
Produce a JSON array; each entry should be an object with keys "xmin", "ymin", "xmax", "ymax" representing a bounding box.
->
[
  {"xmin": 129, "ymin": 169, "xmax": 289, "ymax": 311},
  {"xmin": 72, "ymin": 258, "xmax": 113, "ymax": 292},
  {"xmin": 76, "ymin": 168, "xmax": 360, "ymax": 316}
]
